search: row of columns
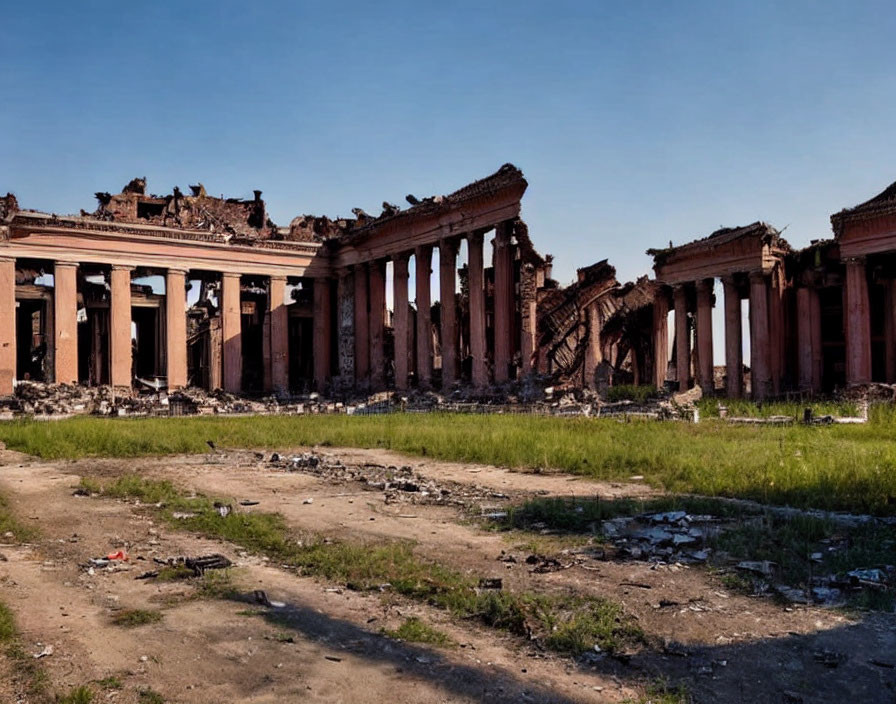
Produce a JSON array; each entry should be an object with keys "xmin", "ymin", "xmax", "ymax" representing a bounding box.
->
[
  {"xmin": 350, "ymin": 222, "xmax": 516, "ymax": 391},
  {"xmin": 0, "ymin": 259, "xmax": 334, "ymax": 395},
  {"xmin": 655, "ymin": 271, "xmax": 778, "ymax": 400}
]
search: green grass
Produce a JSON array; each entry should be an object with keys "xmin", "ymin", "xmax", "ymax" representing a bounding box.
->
[
  {"xmin": 137, "ymin": 689, "xmax": 165, "ymax": 704},
  {"xmin": 57, "ymin": 686, "xmax": 93, "ymax": 704},
  {"xmin": 625, "ymin": 681, "xmax": 692, "ymax": 704},
  {"xmin": 697, "ymin": 398, "xmax": 859, "ymax": 419},
  {"xmin": 607, "ymin": 385, "xmax": 660, "ymax": 404},
  {"xmin": 382, "ymin": 617, "xmax": 454, "ymax": 647},
  {"xmin": 94, "ymin": 676, "xmax": 122, "ymax": 690},
  {"xmin": 6, "ymin": 407, "xmax": 896, "ymax": 515},
  {"xmin": 0, "ymin": 491, "xmax": 38, "ymax": 542},
  {"xmin": 110, "ymin": 609, "xmax": 163, "ymax": 628},
  {"xmin": 86, "ymin": 475, "xmax": 643, "ymax": 655}
]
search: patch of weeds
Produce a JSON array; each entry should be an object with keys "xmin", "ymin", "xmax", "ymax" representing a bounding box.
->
[
  {"xmin": 625, "ymin": 680, "xmax": 691, "ymax": 704},
  {"xmin": 716, "ymin": 571, "xmax": 753, "ymax": 594},
  {"xmin": 607, "ymin": 384, "xmax": 659, "ymax": 404},
  {"xmin": 56, "ymin": 686, "xmax": 94, "ymax": 704},
  {"xmin": 195, "ymin": 569, "xmax": 239, "ymax": 599},
  {"xmin": 0, "ymin": 602, "xmax": 16, "ymax": 643},
  {"xmin": 111, "ymin": 609, "xmax": 163, "ymax": 627},
  {"xmin": 155, "ymin": 565, "xmax": 194, "ymax": 581},
  {"xmin": 0, "ymin": 491, "xmax": 38, "ymax": 542},
  {"xmin": 138, "ymin": 689, "xmax": 165, "ymax": 704},
  {"xmin": 95, "ymin": 676, "xmax": 123, "ymax": 690},
  {"xmin": 845, "ymin": 589, "xmax": 895, "ymax": 613},
  {"xmin": 76, "ymin": 477, "xmax": 102, "ymax": 494},
  {"xmin": 382, "ymin": 617, "xmax": 454, "ymax": 647}
]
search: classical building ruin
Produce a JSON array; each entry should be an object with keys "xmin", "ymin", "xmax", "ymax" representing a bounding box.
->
[
  {"xmin": 650, "ymin": 179, "xmax": 896, "ymax": 399},
  {"xmin": 1, "ymin": 167, "xmax": 894, "ymax": 401},
  {"xmin": 0, "ymin": 166, "xmax": 572, "ymax": 397}
]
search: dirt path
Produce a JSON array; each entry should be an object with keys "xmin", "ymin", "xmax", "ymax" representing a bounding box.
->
[{"xmin": 1, "ymin": 447, "xmax": 895, "ymax": 703}]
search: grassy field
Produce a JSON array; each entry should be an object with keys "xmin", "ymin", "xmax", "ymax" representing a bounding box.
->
[{"xmin": 3, "ymin": 405, "xmax": 896, "ymax": 515}]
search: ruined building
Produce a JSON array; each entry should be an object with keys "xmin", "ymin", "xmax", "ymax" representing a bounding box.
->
[{"xmin": 1, "ymin": 167, "xmax": 894, "ymax": 401}]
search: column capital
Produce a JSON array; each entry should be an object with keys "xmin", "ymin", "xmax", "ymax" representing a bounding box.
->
[
  {"xmin": 54, "ymin": 261, "xmax": 79, "ymax": 269},
  {"xmin": 221, "ymin": 271, "xmax": 241, "ymax": 279},
  {"xmin": 0, "ymin": 255, "xmax": 15, "ymax": 264},
  {"xmin": 110, "ymin": 264, "xmax": 134, "ymax": 272},
  {"xmin": 268, "ymin": 274, "xmax": 288, "ymax": 282},
  {"xmin": 845, "ymin": 255, "xmax": 867, "ymax": 266},
  {"xmin": 391, "ymin": 250, "xmax": 411, "ymax": 265},
  {"xmin": 695, "ymin": 278, "xmax": 714, "ymax": 292},
  {"xmin": 720, "ymin": 274, "xmax": 738, "ymax": 286},
  {"xmin": 166, "ymin": 268, "xmax": 189, "ymax": 276},
  {"xmin": 467, "ymin": 230, "xmax": 485, "ymax": 246}
]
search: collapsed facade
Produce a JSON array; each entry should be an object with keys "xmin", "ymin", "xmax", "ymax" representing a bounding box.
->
[{"xmin": 1, "ymin": 166, "xmax": 894, "ymax": 403}]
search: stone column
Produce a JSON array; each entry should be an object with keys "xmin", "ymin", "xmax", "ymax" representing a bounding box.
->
[
  {"xmin": 673, "ymin": 284, "xmax": 690, "ymax": 391},
  {"xmin": 337, "ymin": 269, "xmax": 355, "ymax": 382},
  {"xmin": 221, "ymin": 272, "xmax": 242, "ymax": 393},
  {"xmin": 439, "ymin": 239, "xmax": 459, "ymax": 388},
  {"xmin": 414, "ymin": 245, "xmax": 433, "ymax": 388},
  {"xmin": 584, "ymin": 301, "xmax": 602, "ymax": 389},
  {"xmin": 467, "ymin": 232, "xmax": 488, "ymax": 388},
  {"xmin": 695, "ymin": 278, "xmax": 714, "ymax": 393},
  {"xmin": 748, "ymin": 271, "xmax": 771, "ymax": 400},
  {"xmin": 110, "ymin": 265, "xmax": 133, "ymax": 389},
  {"xmin": 519, "ymin": 263, "xmax": 537, "ymax": 376},
  {"xmin": 493, "ymin": 222, "xmax": 514, "ymax": 383},
  {"xmin": 652, "ymin": 288, "xmax": 669, "ymax": 390},
  {"xmin": 722, "ymin": 277, "xmax": 743, "ymax": 398},
  {"xmin": 165, "ymin": 269, "xmax": 188, "ymax": 389},
  {"xmin": 368, "ymin": 260, "xmax": 386, "ymax": 390},
  {"xmin": 796, "ymin": 286, "xmax": 822, "ymax": 393},
  {"xmin": 0, "ymin": 258, "xmax": 16, "ymax": 394},
  {"xmin": 885, "ymin": 279, "xmax": 896, "ymax": 384},
  {"xmin": 54, "ymin": 262, "xmax": 79, "ymax": 385},
  {"xmin": 313, "ymin": 278, "xmax": 332, "ymax": 391},
  {"xmin": 392, "ymin": 254, "xmax": 410, "ymax": 390},
  {"xmin": 844, "ymin": 257, "xmax": 872, "ymax": 386},
  {"xmin": 768, "ymin": 267, "xmax": 786, "ymax": 395},
  {"xmin": 353, "ymin": 264, "xmax": 370, "ymax": 387},
  {"xmin": 269, "ymin": 275, "xmax": 289, "ymax": 395}
]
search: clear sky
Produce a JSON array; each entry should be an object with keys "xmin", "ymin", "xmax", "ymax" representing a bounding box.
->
[{"xmin": 3, "ymin": 0, "xmax": 895, "ymax": 291}]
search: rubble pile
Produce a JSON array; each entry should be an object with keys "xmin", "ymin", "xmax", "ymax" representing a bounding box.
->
[
  {"xmin": 602, "ymin": 510, "xmax": 717, "ymax": 564},
  {"xmin": 269, "ymin": 451, "xmax": 508, "ymax": 507}
]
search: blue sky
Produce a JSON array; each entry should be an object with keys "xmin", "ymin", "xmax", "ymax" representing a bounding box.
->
[{"xmin": 2, "ymin": 0, "xmax": 895, "ymax": 291}]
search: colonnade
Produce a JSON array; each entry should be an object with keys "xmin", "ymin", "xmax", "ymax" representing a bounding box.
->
[
  {"xmin": 0, "ymin": 258, "xmax": 335, "ymax": 395},
  {"xmin": 346, "ymin": 221, "xmax": 517, "ymax": 391}
]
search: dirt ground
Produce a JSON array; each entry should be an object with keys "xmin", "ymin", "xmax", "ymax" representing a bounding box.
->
[{"xmin": 1, "ymin": 446, "xmax": 894, "ymax": 703}]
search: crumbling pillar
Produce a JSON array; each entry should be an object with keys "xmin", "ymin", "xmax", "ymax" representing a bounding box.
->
[
  {"xmin": 414, "ymin": 245, "xmax": 433, "ymax": 388},
  {"xmin": 269, "ymin": 275, "xmax": 289, "ymax": 395},
  {"xmin": 353, "ymin": 264, "xmax": 370, "ymax": 387},
  {"xmin": 53, "ymin": 263, "xmax": 79, "ymax": 385},
  {"xmin": 439, "ymin": 238, "xmax": 459, "ymax": 388},
  {"xmin": 221, "ymin": 272, "xmax": 242, "ymax": 393},
  {"xmin": 519, "ymin": 262, "xmax": 537, "ymax": 376},
  {"xmin": 583, "ymin": 301, "xmax": 602, "ymax": 389},
  {"xmin": 0, "ymin": 258, "xmax": 16, "ymax": 394},
  {"xmin": 748, "ymin": 271, "xmax": 771, "ymax": 400},
  {"xmin": 652, "ymin": 288, "xmax": 669, "ymax": 390},
  {"xmin": 467, "ymin": 232, "xmax": 488, "ymax": 388},
  {"xmin": 844, "ymin": 257, "xmax": 872, "ymax": 386},
  {"xmin": 313, "ymin": 278, "xmax": 332, "ymax": 391},
  {"xmin": 695, "ymin": 278, "xmax": 714, "ymax": 393},
  {"xmin": 885, "ymin": 279, "xmax": 896, "ymax": 384},
  {"xmin": 165, "ymin": 269, "xmax": 188, "ymax": 389},
  {"xmin": 392, "ymin": 254, "xmax": 410, "ymax": 391},
  {"xmin": 673, "ymin": 284, "xmax": 690, "ymax": 391},
  {"xmin": 368, "ymin": 260, "xmax": 386, "ymax": 391},
  {"xmin": 722, "ymin": 277, "xmax": 743, "ymax": 398},
  {"xmin": 110, "ymin": 265, "xmax": 133, "ymax": 389},
  {"xmin": 493, "ymin": 221, "xmax": 514, "ymax": 383},
  {"xmin": 796, "ymin": 285, "xmax": 822, "ymax": 392},
  {"xmin": 337, "ymin": 269, "xmax": 355, "ymax": 382},
  {"xmin": 768, "ymin": 267, "xmax": 786, "ymax": 395}
]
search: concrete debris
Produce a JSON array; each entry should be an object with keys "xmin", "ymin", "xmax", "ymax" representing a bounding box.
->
[
  {"xmin": 270, "ymin": 452, "xmax": 505, "ymax": 508},
  {"xmin": 603, "ymin": 511, "xmax": 721, "ymax": 564}
]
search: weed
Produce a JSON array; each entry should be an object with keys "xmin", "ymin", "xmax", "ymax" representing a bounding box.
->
[
  {"xmin": 0, "ymin": 602, "xmax": 15, "ymax": 643},
  {"xmin": 138, "ymin": 689, "xmax": 165, "ymax": 704},
  {"xmin": 625, "ymin": 679, "xmax": 691, "ymax": 704},
  {"xmin": 195, "ymin": 569, "xmax": 239, "ymax": 599},
  {"xmin": 95, "ymin": 676, "xmax": 123, "ymax": 690},
  {"xmin": 382, "ymin": 617, "xmax": 454, "ymax": 646},
  {"xmin": 0, "ymin": 491, "xmax": 38, "ymax": 542},
  {"xmin": 607, "ymin": 385, "xmax": 660, "ymax": 404},
  {"xmin": 111, "ymin": 609, "xmax": 163, "ymax": 627},
  {"xmin": 56, "ymin": 685, "xmax": 94, "ymax": 704},
  {"xmin": 155, "ymin": 565, "xmax": 194, "ymax": 581}
]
